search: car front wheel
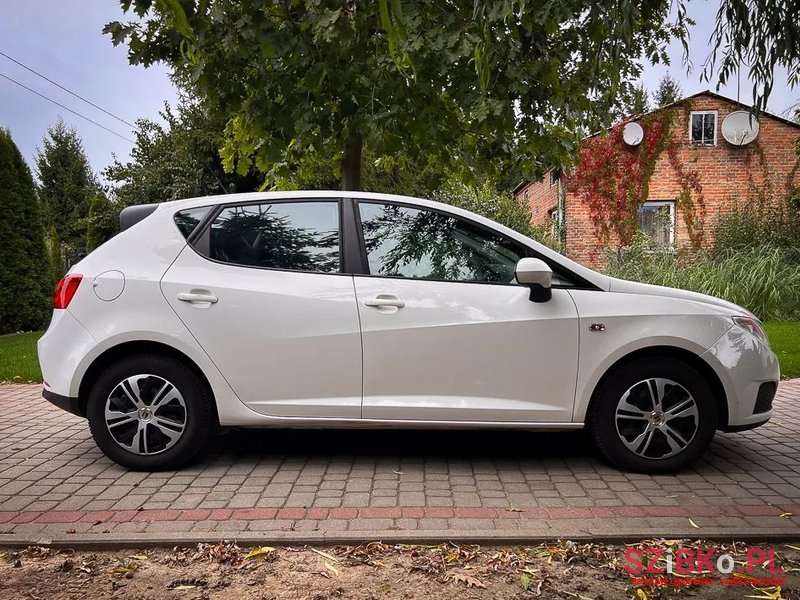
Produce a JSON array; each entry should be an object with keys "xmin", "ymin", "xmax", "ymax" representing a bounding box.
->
[
  {"xmin": 588, "ymin": 357, "xmax": 718, "ymax": 473},
  {"xmin": 87, "ymin": 354, "xmax": 216, "ymax": 470}
]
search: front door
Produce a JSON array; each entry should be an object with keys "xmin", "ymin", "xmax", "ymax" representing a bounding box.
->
[
  {"xmin": 354, "ymin": 200, "xmax": 579, "ymax": 423},
  {"xmin": 161, "ymin": 199, "xmax": 362, "ymax": 419}
]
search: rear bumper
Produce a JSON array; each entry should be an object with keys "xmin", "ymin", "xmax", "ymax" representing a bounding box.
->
[{"xmin": 42, "ymin": 389, "xmax": 84, "ymax": 417}]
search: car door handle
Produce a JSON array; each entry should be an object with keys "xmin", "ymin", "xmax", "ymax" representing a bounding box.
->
[
  {"xmin": 364, "ymin": 295, "xmax": 405, "ymax": 308},
  {"xmin": 177, "ymin": 292, "xmax": 218, "ymax": 304}
]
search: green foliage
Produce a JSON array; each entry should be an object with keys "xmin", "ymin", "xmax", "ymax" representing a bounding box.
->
[
  {"xmin": 712, "ymin": 203, "xmax": 800, "ymax": 250},
  {"xmin": 86, "ymin": 193, "xmax": 120, "ymax": 251},
  {"xmin": 106, "ymin": 0, "xmax": 688, "ymax": 190},
  {"xmin": 0, "ymin": 331, "xmax": 43, "ymax": 383},
  {"xmin": 653, "ymin": 74, "xmax": 682, "ymax": 107},
  {"xmin": 104, "ymin": 97, "xmax": 262, "ymax": 206},
  {"xmin": 625, "ymin": 83, "xmax": 652, "ymax": 115},
  {"xmin": 0, "ymin": 129, "xmax": 52, "ymax": 334},
  {"xmin": 46, "ymin": 224, "xmax": 63, "ymax": 284},
  {"xmin": 607, "ymin": 243, "xmax": 800, "ymax": 321},
  {"xmin": 35, "ymin": 119, "xmax": 97, "ymax": 255},
  {"xmin": 432, "ymin": 180, "xmax": 533, "ymax": 236}
]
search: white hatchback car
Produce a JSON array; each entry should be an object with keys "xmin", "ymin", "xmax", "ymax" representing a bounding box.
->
[{"xmin": 38, "ymin": 191, "xmax": 779, "ymax": 472}]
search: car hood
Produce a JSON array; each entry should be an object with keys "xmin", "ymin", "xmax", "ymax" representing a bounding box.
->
[{"xmin": 608, "ymin": 277, "xmax": 755, "ymax": 318}]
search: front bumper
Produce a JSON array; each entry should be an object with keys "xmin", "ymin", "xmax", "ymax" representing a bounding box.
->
[{"xmin": 703, "ymin": 325, "xmax": 780, "ymax": 430}]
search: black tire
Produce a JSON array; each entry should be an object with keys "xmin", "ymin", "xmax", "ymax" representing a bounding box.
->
[
  {"xmin": 588, "ymin": 357, "xmax": 718, "ymax": 473},
  {"xmin": 87, "ymin": 354, "xmax": 217, "ymax": 470}
]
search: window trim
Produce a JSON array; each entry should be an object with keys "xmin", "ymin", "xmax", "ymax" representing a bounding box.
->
[
  {"xmin": 689, "ymin": 110, "xmax": 718, "ymax": 146},
  {"xmin": 186, "ymin": 197, "xmax": 349, "ymax": 276},
  {"xmin": 352, "ymin": 198, "xmax": 600, "ymax": 290},
  {"xmin": 638, "ymin": 199, "xmax": 676, "ymax": 246}
]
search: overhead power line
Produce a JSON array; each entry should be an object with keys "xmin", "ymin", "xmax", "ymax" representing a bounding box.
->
[
  {"xmin": 0, "ymin": 50, "xmax": 136, "ymax": 128},
  {"xmin": 0, "ymin": 71, "xmax": 135, "ymax": 143}
]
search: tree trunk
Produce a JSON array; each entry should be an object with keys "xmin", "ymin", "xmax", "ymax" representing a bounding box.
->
[{"xmin": 341, "ymin": 134, "xmax": 363, "ymax": 191}]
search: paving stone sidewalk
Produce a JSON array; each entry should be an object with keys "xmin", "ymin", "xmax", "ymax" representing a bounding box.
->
[{"xmin": 1, "ymin": 381, "xmax": 799, "ymax": 545}]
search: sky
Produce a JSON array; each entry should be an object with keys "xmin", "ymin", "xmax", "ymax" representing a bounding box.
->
[{"xmin": 0, "ymin": 1, "xmax": 797, "ymax": 182}]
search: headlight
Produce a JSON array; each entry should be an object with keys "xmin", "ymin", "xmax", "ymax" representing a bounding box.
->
[{"xmin": 732, "ymin": 316, "xmax": 770, "ymax": 347}]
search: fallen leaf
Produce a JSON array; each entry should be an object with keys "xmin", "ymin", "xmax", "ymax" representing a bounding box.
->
[
  {"xmin": 244, "ymin": 546, "xmax": 275, "ymax": 559},
  {"xmin": 520, "ymin": 571, "xmax": 531, "ymax": 591},
  {"xmin": 392, "ymin": 470, "xmax": 404, "ymax": 475},
  {"xmin": 173, "ymin": 585, "xmax": 196, "ymax": 591},
  {"xmin": 779, "ymin": 512, "xmax": 793, "ymax": 519},
  {"xmin": 688, "ymin": 518, "xmax": 700, "ymax": 528},
  {"xmin": 324, "ymin": 562, "xmax": 339, "ymax": 576},
  {"xmin": 451, "ymin": 573, "xmax": 486, "ymax": 588},
  {"xmin": 311, "ymin": 548, "xmax": 338, "ymax": 562},
  {"xmin": 785, "ymin": 544, "xmax": 800, "ymax": 551},
  {"xmin": 129, "ymin": 555, "xmax": 148, "ymax": 561},
  {"xmin": 507, "ymin": 507, "xmax": 525, "ymax": 513},
  {"xmin": 636, "ymin": 589, "xmax": 649, "ymax": 600}
]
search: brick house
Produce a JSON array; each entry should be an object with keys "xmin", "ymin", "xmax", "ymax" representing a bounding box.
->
[{"xmin": 514, "ymin": 91, "xmax": 800, "ymax": 267}]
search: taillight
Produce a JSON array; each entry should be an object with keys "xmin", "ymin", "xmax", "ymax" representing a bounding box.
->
[{"xmin": 53, "ymin": 274, "xmax": 83, "ymax": 309}]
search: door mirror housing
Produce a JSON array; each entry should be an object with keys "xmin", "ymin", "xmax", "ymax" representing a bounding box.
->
[{"xmin": 515, "ymin": 258, "xmax": 552, "ymax": 302}]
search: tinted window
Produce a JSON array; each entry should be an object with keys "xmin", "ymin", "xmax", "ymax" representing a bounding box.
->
[
  {"xmin": 359, "ymin": 202, "xmax": 526, "ymax": 283},
  {"xmin": 174, "ymin": 207, "xmax": 210, "ymax": 238},
  {"xmin": 207, "ymin": 201, "xmax": 340, "ymax": 272}
]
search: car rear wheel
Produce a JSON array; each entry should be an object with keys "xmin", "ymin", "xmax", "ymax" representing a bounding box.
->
[
  {"xmin": 588, "ymin": 357, "xmax": 718, "ymax": 473},
  {"xmin": 87, "ymin": 354, "xmax": 216, "ymax": 470}
]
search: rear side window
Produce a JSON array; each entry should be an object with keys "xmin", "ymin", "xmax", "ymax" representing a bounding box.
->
[
  {"xmin": 204, "ymin": 201, "xmax": 340, "ymax": 273},
  {"xmin": 174, "ymin": 207, "xmax": 211, "ymax": 238}
]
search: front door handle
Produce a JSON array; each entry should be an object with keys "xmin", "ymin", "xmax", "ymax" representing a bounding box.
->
[
  {"xmin": 364, "ymin": 295, "xmax": 405, "ymax": 309},
  {"xmin": 177, "ymin": 291, "xmax": 218, "ymax": 304}
]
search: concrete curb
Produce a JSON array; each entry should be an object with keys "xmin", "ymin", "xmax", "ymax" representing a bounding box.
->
[{"xmin": 3, "ymin": 527, "xmax": 800, "ymax": 549}]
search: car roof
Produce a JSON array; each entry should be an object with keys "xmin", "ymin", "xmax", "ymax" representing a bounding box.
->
[{"xmin": 155, "ymin": 190, "xmax": 611, "ymax": 291}]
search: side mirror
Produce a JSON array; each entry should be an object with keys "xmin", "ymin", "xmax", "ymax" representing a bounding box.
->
[{"xmin": 515, "ymin": 258, "xmax": 552, "ymax": 303}]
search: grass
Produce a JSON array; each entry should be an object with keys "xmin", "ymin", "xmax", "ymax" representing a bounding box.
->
[
  {"xmin": 0, "ymin": 331, "xmax": 43, "ymax": 383},
  {"xmin": 0, "ymin": 322, "xmax": 797, "ymax": 385},
  {"xmin": 764, "ymin": 321, "xmax": 800, "ymax": 380}
]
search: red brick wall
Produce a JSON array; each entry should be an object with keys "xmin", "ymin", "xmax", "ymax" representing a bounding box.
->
[
  {"xmin": 516, "ymin": 170, "xmax": 558, "ymax": 226},
  {"xmin": 517, "ymin": 94, "xmax": 800, "ymax": 268}
]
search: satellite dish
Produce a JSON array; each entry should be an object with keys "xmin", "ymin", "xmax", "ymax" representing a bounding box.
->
[
  {"xmin": 721, "ymin": 111, "xmax": 760, "ymax": 145},
  {"xmin": 623, "ymin": 122, "xmax": 644, "ymax": 146}
]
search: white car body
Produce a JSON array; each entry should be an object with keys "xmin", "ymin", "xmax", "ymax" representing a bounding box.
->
[{"xmin": 37, "ymin": 191, "xmax": 780, "ymax": 470}]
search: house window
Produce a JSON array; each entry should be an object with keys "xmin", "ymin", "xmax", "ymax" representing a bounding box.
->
[
  {"xmin": 689, "ymin": 111, "xmax": 717, "ymax": 145},
  {"xmin": 637, "ymin": 201, "xmax": 675, "ymax": 246},
  {"xmin": 550, "ymin": 170, "xmax": 560, "ymax": 187}
]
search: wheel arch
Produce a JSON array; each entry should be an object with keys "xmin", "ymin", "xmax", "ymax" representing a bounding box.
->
[
  {"xmin": 76, "ymin": 340, "xmax": 218, "ymax": 422},
  {"xmin": 584, "ymin": 345, "xmax": 729, "ymax": 429}
]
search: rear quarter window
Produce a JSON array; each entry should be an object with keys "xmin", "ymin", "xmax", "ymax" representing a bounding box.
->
[{"xmin": 174, "ymin": 207, "xmax": 211, "ymax": 239}]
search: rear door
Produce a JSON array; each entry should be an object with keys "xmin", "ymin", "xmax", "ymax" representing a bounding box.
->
[{"xmin": 161, "ymin": 199, "xmax": 363, "ymax": 419}]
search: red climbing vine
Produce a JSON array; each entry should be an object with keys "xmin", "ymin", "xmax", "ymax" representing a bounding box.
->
[{"xmin": 568, "ymin": 108, "xmax": 706, "ymax": 248}]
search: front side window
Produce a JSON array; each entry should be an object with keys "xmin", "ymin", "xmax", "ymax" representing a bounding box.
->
[
  {"xmin": 358, "ymin": 202, "xmax": 526, "ymax": 283},
  {"xmin": 690, "ymin": 111, "xmax": 717, "ymax": 145},
  {"xmin": 207, "ymin": 201, "xmax": 340, "ymax": 272},
  {"xmin": 638, "ymin": 201, "xmax": 675, "ymax": 246}
]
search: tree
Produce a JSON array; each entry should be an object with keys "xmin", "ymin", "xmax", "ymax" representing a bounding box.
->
[
  {"xmin": 653, "ymin": 74, "xmax": 683, "ymax": 107},
  {"xmin": 105, "ymin": 97, "xmax": 262, "ymax": 206},
  {"xmin": 106, "ymin": 1, "xmax": 688, "ymax": 191},
  {"xmin": 106, "ymin": 1, "xmax": 800, "ymax": 191},
  {"xmin": 0, "ymin": 129, "xmax": 52, "ymax": 334},
  {"xmin": 625, "ymin": 83, "xmax": 652, "ymax": 115},
  {"xmin": 35, "ymin": 119, "xmax": 97, "ymax": 266},
  {"xmin": 86, "ymin": 192, "xmax": 120, "ymax": 251}
]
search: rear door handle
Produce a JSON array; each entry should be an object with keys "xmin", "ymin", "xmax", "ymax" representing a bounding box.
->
[
  {"xmin": 364, "ymin": 295, "xmax": 405, "ymax": 308},
  {"xmin": 177, "ymin": 292, "xmax": 218, "ymax": 304}
]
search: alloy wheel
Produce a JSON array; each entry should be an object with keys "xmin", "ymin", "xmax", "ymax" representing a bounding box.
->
[
  {"xmin": 614, "ymin": 377, "xmax": 699, "ymax": 460},
  {"xmin": 104, "ymin": 374, "xmax": 187, "ymax": 455}
]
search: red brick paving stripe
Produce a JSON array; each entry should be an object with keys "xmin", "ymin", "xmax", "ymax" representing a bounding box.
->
[
  {"xmin": 35, "ymin": 511, "xmax": 85, "ymax": 523},
  {"xmin": 6, "ymin": 505, "xmax": 798, "ymax": 526}
]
